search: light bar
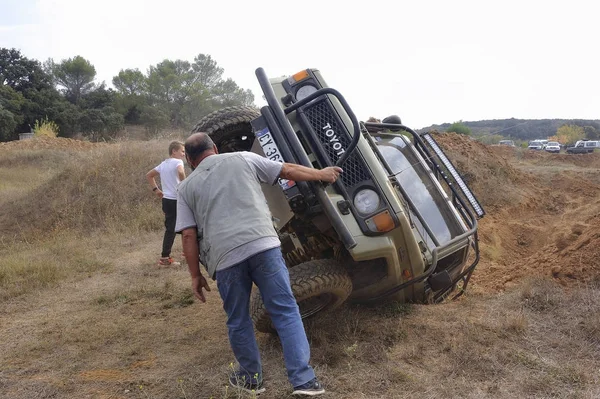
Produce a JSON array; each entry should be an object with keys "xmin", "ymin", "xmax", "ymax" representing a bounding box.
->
[{"xmin": 422, "ymin": 134, "xmax": 485, "ymax": 218}]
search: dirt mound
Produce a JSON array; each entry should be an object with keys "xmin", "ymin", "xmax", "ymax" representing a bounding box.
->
[
  {"xmin": 0, "ymin": 136, "xmax": 106, "ymax": 152},
  {"xmin": 432, "ymin": 132, "xmax": 537, "ymax": 210},
  {"xmin": 539, "ymin": 212, "xmax": 600, "ymax": 283},
  {"xmin": 431, "ymin": 133, "xmax": 600, "ymax": 293}
]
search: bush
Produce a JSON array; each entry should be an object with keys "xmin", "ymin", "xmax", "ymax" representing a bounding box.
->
[
  {"xmin": 33, "ymin": 117, "xmax": 59, "ymax": 138},
  {"xmin": 446, "ymin": 121, "xmax": 471, "ymax": 135}
]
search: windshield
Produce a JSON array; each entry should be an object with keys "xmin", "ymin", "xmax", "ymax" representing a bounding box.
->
[
  {"xmin": 547, "ymin": 142, "xmax": 559, "ymax": 146},
  {"xmin": 375, "ymin": 136, "xmax": 464, "ymax": 247}
]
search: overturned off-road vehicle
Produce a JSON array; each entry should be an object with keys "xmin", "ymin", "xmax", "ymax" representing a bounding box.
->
[{"xmin": 193, "ymin": 68, "xmax": 485, "ymax": 333}]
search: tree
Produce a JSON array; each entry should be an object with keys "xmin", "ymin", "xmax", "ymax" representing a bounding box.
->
[
  {"xmin": 211, "ymin": 78, "xmax": 255, "ymax": 107},
  {"xmin": 146, "ymin": 58, "xmax": 206, "ymax": 127},
  {"xmin": 554, "ymin": 124, "xmax": 585, "ymax": 145},
  {"xmin": 78, "ymin": 106, "xmax": 124, "ymax": 141},
  {"xmin": 191, "ymin": 54, "xmax": 223, "ymax": 89},
  {"xmin": 80, "ymin": 83, "xmax": 117, "ymax": 109},
  {"xmin": 584, "ymin": 125, "xmax": 599, "ymax": 140},
  {"xmin": 144, "ymin": 53, "xmax": 253, "ymax": 128},
  {"xmin": 0, "ymin": 108, "xmax": 17, "ymax": 141},
  {"xmin": 1, "ymin": 48, "xmax": 53, "ymax": 91},
  {"xmin": 112, "ymin": 68, "xmax": 146, "ymax": 96},
  {"xmin": 140, "ymin": 105, "xmax": 169, "ymax": 135},
  {"xmin": 0, "ymin": 85, "xmax": 26, "ymax": 127},
  {"xmin": 0, "ymin": 48, "xmax": 69, "ymax": 139},
  {"xmin": 112, "ymin": 69, "xmax": 147, "ymax": 124},
  {"xmin": 48, "ymin": 55, "xmax": 97, "ymax": 104},
  {"xmin": 446, "ymin": 121, "xmax": 471, "ymax": 135}
]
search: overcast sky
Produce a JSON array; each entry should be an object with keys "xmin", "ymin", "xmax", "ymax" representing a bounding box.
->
[{"xmin": 1, "ymin": 0, "xmax": 598, "ymax": 129}]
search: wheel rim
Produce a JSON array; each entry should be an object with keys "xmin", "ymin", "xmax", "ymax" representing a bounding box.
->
[
  {"xmin": 218, "ymin": 135, "xmax": 253, "ymax": 153},
  {"xmin": 298, "ymin": 293, "xmax": 335, "ymax": 318}
]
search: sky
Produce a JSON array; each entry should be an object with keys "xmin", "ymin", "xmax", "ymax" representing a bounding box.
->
[{"xmin": 1, "ymin": 0, "xmax": 598, "ymax": 129}]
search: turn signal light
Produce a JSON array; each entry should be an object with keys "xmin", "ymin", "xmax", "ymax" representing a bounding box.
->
[
  {"xmin": 365, "ymin": 210, "xmax": 395, "ymax": 233},
  {"xmin": 291, "ymin": 69, "xmax": 310, "ymax": 82}
]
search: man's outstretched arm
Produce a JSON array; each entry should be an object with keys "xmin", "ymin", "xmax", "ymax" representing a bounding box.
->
[{"xmin": 280, "ymin": 163, "xmax": 342, "ymax": 183}]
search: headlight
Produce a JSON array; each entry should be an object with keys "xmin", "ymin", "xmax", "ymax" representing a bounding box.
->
[
  {"xmin": 353, "ymin": 189, "xmax": 380, "ymax": 215},
  {"xmin": 296, "ymin": 84, "xmax": 318, "ymax": 101}
]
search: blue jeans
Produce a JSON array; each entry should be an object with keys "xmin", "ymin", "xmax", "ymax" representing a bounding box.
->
[{"xmin": 215, "ymin": 247, "xmax": 315, "ymax": 388}]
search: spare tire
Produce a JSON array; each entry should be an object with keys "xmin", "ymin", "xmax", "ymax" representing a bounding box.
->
[
  {"xmin": 250, "ymin": 259, "xmax": 353, "ymax": 334},
  {"xmin": 191, "ymin": 106, "xmax": 260, "ymax": 153}
]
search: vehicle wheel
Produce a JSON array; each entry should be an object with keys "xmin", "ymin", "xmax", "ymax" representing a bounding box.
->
[
  {"xmin": 191, "ymin": 106, "xmax": 260, "ymax": 153},
  {"xmin": 250, "ymin": 259, "xmax": 353, "ymax": 334}
]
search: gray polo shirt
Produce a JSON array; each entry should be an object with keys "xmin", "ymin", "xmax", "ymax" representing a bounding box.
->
[{"xmin": 175, "ymin": 151, "xmax": 284, "ymax": 277}]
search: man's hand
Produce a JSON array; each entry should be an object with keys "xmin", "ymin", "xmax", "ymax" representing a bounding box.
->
[
  {"xmin": 319, "ymin": 166, "xmax": 343, "ymax": 183},
  {"xmin": 192, "ymin": 275, "xmax": 211, "ymax": 303},
  {"xmin": 155, "ymin": 189, "xmax": 163, "ymax": 199}
]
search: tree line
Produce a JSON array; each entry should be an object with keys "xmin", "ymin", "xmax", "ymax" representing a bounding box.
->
[
  {"xmin": 426, "ymin": 118, "xmax": 600, "ymax": 145},
  {"xmin": 0, "ymin": 48, "xmax": 254, "ymax": 141}
]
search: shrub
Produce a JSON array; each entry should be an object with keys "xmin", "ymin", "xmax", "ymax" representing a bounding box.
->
[
  {"xmin": 33, "ymin": 117, "xmax": 59, "ymax": 138},
  {"xmin": 446, "ymin": 121, "xmax": 471, "ymax": 135}
]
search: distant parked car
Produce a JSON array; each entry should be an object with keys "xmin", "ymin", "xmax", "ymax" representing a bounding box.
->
[
  {"xmin": 544, "ymin": 141, "xmax": 561, "ymax": 153},
  {"xmin": 528, "ymin": 140, "xmax": 545, "ymax": 150},
  {"xmin": 499, "ymin": 140, "xmax": 515, "ymax": 147},
  {"xmin": 566, "ymin": 140, "xmax": 600, "ymax": 154}
]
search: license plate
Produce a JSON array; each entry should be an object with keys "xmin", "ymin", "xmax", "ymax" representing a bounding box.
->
[{"xmin": 256, "ymin": 128, "xmax": 295, "ymax": 190}]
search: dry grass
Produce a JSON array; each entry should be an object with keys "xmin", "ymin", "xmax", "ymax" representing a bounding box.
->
[{"xmin": 2, "ymin": 137, "xmax": 600, "ymax": 398}]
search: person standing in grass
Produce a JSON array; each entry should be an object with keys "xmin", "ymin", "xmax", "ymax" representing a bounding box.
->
[
  {"xmin": 146, "ymin": 141, "xmax": 186, "ymax": 266},
  {"xmin": 176, "ymin": 132, "xmax": 341, "ymax": 396}
]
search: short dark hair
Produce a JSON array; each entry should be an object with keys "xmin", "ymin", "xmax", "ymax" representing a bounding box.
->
[
  {"xmin": 185, "ymin": 133, "xmax": 215, "ymax": 162},
  {"xmin": 168, "ymin": 141, "xmax": 184, "ymax": 156}
]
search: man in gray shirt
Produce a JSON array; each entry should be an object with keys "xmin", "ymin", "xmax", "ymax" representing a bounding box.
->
[{"xmin": 175, "ymin": 132, "xmax": 341, "ymax": 396}]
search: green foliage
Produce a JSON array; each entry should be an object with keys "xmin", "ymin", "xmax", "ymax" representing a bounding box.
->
[
  {"xmin": 584, "ymin": 126, "xmax": 598, "ymax": 140},
  {"xmin": 1, "ymin": 48, "xmax": 255, "ymax": 140},
  {"xmin": 0, "ymin": 108, "xmax": 17, "ymax": 141},
  {"xmin": 140, "ymin": 105, "xmax": 169, "ymax": 135},
  {"xmin": 0, "ymin": 48, "xmax": 69, "ymax": 139},
  {"xmin": 446, "ymin": 121, "xmax": 471, "ymax": 135},
  {"xmin": 47, "ymin": 55, "xmax": 97, "ymax": 104},
  {"xmin": 211, "ymin": 78, "xmax": 255, "ymax": 107},
  {"xmin": 0, "ymin": 85, "xmax": 25, "ymax": 139},
  {"xmin": 555, "ymin": 124, "xmax": 585, "ymax": 145},
  {"xmin": 78, "ymin": 107, "xmax": 124, "ymax": 140},
  {"xmin": 112, "ymin": 68, "xmax": 146, "ymax": 96}
]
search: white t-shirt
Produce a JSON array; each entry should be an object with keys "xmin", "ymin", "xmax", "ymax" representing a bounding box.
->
[{"xmin": 154, "ymin": 158, "xmax": 184, "ymax": 200}]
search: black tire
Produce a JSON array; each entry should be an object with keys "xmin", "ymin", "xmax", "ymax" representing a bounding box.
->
[
  {"xmin": 191, "ymin": 106, "xmax": 260, "ymax": 153},
  {"xmin": 250, "ymin": 259, "xmax": 353, "ymax": 334}
]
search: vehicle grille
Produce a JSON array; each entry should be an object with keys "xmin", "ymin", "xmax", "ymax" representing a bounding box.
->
[{"xmin": 303, "ymin": 100, "xmax": 370, "ymax": 188}]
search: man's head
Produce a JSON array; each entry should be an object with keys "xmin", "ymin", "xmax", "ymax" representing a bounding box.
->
[
  {"xmin": 185, "ymin": 133, "xmax": 218, "ymax": 169},
  {"xmin": 169, "ymin": 141, "xmax": 185, "ymax": 159}
]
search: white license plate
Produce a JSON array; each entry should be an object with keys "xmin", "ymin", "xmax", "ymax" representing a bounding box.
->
[
  {"xmin": 256, "ymin": 128, "xmax": 295, "ymax": 190},
  {"xmin": 257, "ymin": 128, "xmax": 284, "ymax": 162}
]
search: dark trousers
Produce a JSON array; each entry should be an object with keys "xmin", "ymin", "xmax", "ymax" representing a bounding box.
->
[{"xmin": 161, "ymin": 198, "xmax": 177, "ymax": 258}]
